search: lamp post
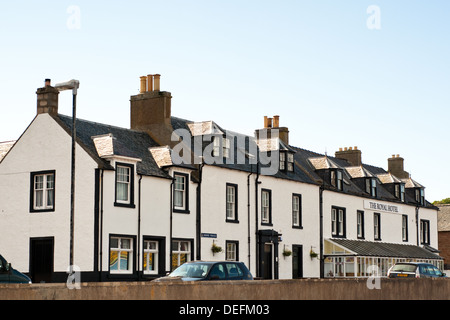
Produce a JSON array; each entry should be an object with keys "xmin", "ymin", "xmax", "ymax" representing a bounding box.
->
[{"xmin": 54, "ymin": 79, "xmax": 80, "ymax": 273}]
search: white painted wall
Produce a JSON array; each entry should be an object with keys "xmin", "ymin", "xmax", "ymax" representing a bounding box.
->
[
  {"xmin": 323, "ymin": 190, "xmax": 439, "ymax": 248},
  {"xmin": 200, "ymin": 166, "xmax": 321, "ymax": 279},
  {"xmin": 0, "ymin": 114, "xmax": 98, "ymax": 273}
]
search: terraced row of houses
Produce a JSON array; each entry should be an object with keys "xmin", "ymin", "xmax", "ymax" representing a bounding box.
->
[{"xmin": 0, "ymin": 75, "xmax": 442, "ymax": 283}]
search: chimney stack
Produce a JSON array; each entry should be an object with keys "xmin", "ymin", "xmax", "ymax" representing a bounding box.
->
[
  {"xmin": 335, "ymin": 146, "xmax": 362, "ymax": 166},
  {"xmin": 131, "ymin": 74, "xmax": 174, "ymax": 146},
  {"xmin": 36, "ymin": 79, "xmax": 59, "ymax": 116},
  {"xmin": 256, "ymin": 115, "xmax": 290, "ymax": 145},
  {"xmin": 388, "ymin": 154, "xmax": 409, "ymax": 179}
]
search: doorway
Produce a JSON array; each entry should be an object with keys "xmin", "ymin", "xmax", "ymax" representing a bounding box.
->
[
  {"xmin": 292, "ymin": 245, "xmax": 303, "ymax": 279},
  {"xmin": 30, "ymin": 237, "xmax": 54, "ymax": 283},
  {"xmin": 258, "ymin": 230, "xmax": 279, "ymax": 279},
  {"xmin": 262, "ymin": 243, "xmax": 273, "ymax": 279}
]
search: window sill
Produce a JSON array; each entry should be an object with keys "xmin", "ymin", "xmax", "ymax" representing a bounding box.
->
[
  {"xmin": 173, "ymin": 208, "xmax": 190, "ymax": 214},
  {"xmin": 114, "ymin": 202, "xmax": 136, "ymax": 209},
  {"xmin": 226, "ymin": 219, "xmax": 239, "ymax": 224},
  {"xmin": 292, "ymin": 225, "xmax": 303, "ymax": 229},
  {"xmin": 30, "ymin": 208, "xmax": 55, "ymax": 213}
]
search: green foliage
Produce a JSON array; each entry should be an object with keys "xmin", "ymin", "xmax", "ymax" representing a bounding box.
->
[{"xmin": 433, "ymin": 198, "xmax": 450, "ymax": 205}]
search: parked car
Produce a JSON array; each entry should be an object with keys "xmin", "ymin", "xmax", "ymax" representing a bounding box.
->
[
  {"xmin": 387, "ymin": 262, "xmax": 446, "ymax": 279},
  {"xmin": 154, "ymin": 261, "xmax": 253, "ymax": 282},
  {"xmin": 0, "ymin": 254, "xmax": 32, "ymax": 284}
]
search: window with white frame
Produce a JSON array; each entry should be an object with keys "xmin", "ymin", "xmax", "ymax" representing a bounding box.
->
[
  {"xmin": 31, "ymin": 171, "xmax": 55, "ymax": 212},
  {"xmin": 365, "ymin": 178, "xmax": 377, "ymax": 197},
  {"xmin": 226, "ymin": 241, "xmax": 239, "ymax": 261},
  {"xmin": 331, "ymin": 206, "xmax": 346, "ymax": 237},
  {"xmin": 213, "ymin": 136, "xmax": 230, "ymax": 159},
  {"xmin": 226, "ymin": 184, "xmax": 238, "ymax": 221},
  {"xmin": 261, "ymin": 189, "xmax": 271, "ymax": 225},
  {"xmin": 395, "ymin": 184, "xmax": 405, "ymax": 202},
  {"xmin": 115, "ymin": 163, "xmax": 134, "ymax": 207},
  {"xmin": 174, "ymin": 173, "xmax": 189, "ymax": 212},
  {"xmin": 143, "ymin": 240, "xmax": 159, "ymax": 275},
  {"xmin": 357, "ymin": 210, "xmax": 364, "ymax": 239},
  {"xmin": 292, "ymin": 194, "xmax": 302, "ymax": 228},
  {"xmin": 420, "ymin": 220, "xmax": 430, "ymax": 245},
  {"xmin": 374, "ymin": 213, "xmax": 381, "ymax": 240},
  {"xmin": 415, "ymin": 188, "xmax": 425, "ymax": 206},
  {"xmin": 279, "ymin": 152, "xmax": 294, "ymax": 172},
  {"xmin": 402, "ymin": 215, "xmax": 408, "ymax": 242},
  {"xmin": 110, "ymin": 236, "xmax": 133, "ymax": 274},
  {"xmin": 172, "ymin": 240, "xmax": 191, "ymax": 270},
  {"xmin": 279, "ymin": 152, "xmax": 286, "ymax": 171},
  {"xmin": 331, "ymin": 170, "xmax": 343, "ymax": 191}
]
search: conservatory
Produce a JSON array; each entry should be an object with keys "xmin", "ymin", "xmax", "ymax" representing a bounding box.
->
[{"xmin": 324, "ymin": 239, "xmax": 443, "ymax": 278}]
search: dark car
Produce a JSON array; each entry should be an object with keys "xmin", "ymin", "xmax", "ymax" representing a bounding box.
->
[
  {"xmin": 0, "ymin": 254, "xmax": 32, "ymax": 284},
  {"xmin": 387, "ymin": 262, "xmax": 446, "ymax": 279},
  {"xmin": 154, "ymin": 261, "xmax": 253, "ymax": 282}
]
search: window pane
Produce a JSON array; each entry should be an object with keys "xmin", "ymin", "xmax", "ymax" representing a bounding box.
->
[
  {"xmin": 110, "ymin": 238, "xmax": 119, "ymax": 248},
  {"xmin": 46, "ymin": 189, "xmax": 54, "ymax": 207},
  {"xmin": 121, "ymin": 238, "xmax": 131, "ymax": 249},
  {"xmin": 35, "ymin": 190, "xmax": 43, "ymax": 208},
  {"xmin": 110, "ymin": 251, "xmax": 118, "ymax": 270},
  {"xmin": 119, "ymin": 251, "xmax": 129, "ymax": 270}
]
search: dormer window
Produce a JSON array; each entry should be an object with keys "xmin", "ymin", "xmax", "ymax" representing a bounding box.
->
[
  {"xmin": 331, "ymin": 169, "xmax": 343, "ymax": 191},
  {"xmin": 365, "ymin": 178, "xmax": 377, "ymax": 197},
  {"xmin": 415, "ymin": 188, "xmax": 425, "ymax": 205},
  {"xmin": 213, "ymin": 136, "xmax": 230, "ymax": 159},
  {"xmin": 279, "ymin": 151, "xmax": 294, "ymax": 172},
  {"xmin": 394, "ymin": 183, "xmax": 405, "ymax": 202}
]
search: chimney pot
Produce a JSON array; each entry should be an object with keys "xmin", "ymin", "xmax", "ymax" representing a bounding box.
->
[
  {"xmin": 45, "ymin": 79, "xmax": 51, "ymax": 87},
  {"xmin": 339, "ymin": 148, "xmax": 343, "ymax": 151},
  {"xmin": 273, "ymin": 115, "xmax": 280, "ymax": 128},
  {"xmin": 147, "ymin": 75, "xmax": 154, "ymax": 92},
  {"xmin": 264, "ymin": 116, "xmax": 268, "ymax": 128},
  {"xmin": 140, "ymin": 76, "xmax": 147, "ymax": 94},
  {"xmin": 154, "ymin": 74, "xmax": 161, "ymax": 91},
  {"xmin": 267, "ymin": 117, "xmax": 273, "ymax": 128}
]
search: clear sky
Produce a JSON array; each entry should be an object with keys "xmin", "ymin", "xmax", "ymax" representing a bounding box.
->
[{"xmin": 0, "ymin": 1, "xmax": 449, "ymax": 202}]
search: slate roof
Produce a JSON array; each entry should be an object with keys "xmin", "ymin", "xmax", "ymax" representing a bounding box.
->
[
  {"xmin": 437, "ymin": 205, "xmax": 450, "ymax": 232},
  {"xmin": 328, "ymin": 238, "xmax": 442, "ymax": 260},
  {"xmin": 0, "ymin": 141, "xmax": 16, "ymax": 162},
  {"xmin": 51, "ymin": 113, "xmax": 435, "ymax": 208},
  {"xmin": 56, "ymin": 114, "xmax": 171, "ymax": 179}
]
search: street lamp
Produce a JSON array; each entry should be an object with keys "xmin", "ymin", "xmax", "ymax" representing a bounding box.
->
[{"xmin": 54, "ymin": 79, "xmax": 80, "ymax": 275}]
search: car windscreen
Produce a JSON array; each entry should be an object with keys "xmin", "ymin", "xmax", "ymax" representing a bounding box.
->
[
  {"xmin": 169, "ymin": 263, "xmax": 213, "ymax": 279},
  {"xmin": 391, "ymin": 264, "xmax": 417, "ymax": 272}
]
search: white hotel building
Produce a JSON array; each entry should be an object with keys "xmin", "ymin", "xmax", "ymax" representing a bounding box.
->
[{"xmin": 0, "ymin": 75, "xmax": 441, "ymax": 282}]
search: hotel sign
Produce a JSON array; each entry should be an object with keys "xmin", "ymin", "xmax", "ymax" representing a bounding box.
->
[{"xmin": 364, "ymin": 200, "xmax": 402, "ymax": 214}]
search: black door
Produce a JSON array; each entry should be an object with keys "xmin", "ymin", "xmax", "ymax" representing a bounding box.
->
[
  {"xmin": 261, "ymin": 243, "xmax": 273, "ymax": 279},
  {"xmin": 30, "ymin": 237, "xmax": 54, "ymax": 283},
  {"xmin": 292, "ymin": 245, "xmax": 303, "ymax": 279}
]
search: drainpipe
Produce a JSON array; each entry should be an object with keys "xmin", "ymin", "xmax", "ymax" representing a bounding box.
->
[
  {"xmin": 137, "ymin": 174, "xmax": 143, "ymax": 280},
  {"xmin": 319, "ymin": 185, "xmax": 324, "ymax": 279},
  {"xmin": 255, "ymin": 161, "xmax": 261, "ymax": 278},
  {"xmin": 247, "ymin": 171, "xmax": 253, "ymax": 270},
  {"xmin": 99, "ymin": 169, "xmax": 104, "ymax": 281},
  {"xmin": 169, "ymin": 176, "xmax": 175, "ymax": 272},
  {"xmin": 416, "ymin": 206, "xmax": 420, "ymax": 246},
  {"xmin": 196, "ymin": 163, "xmax": 205, "ymax": 261}
]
